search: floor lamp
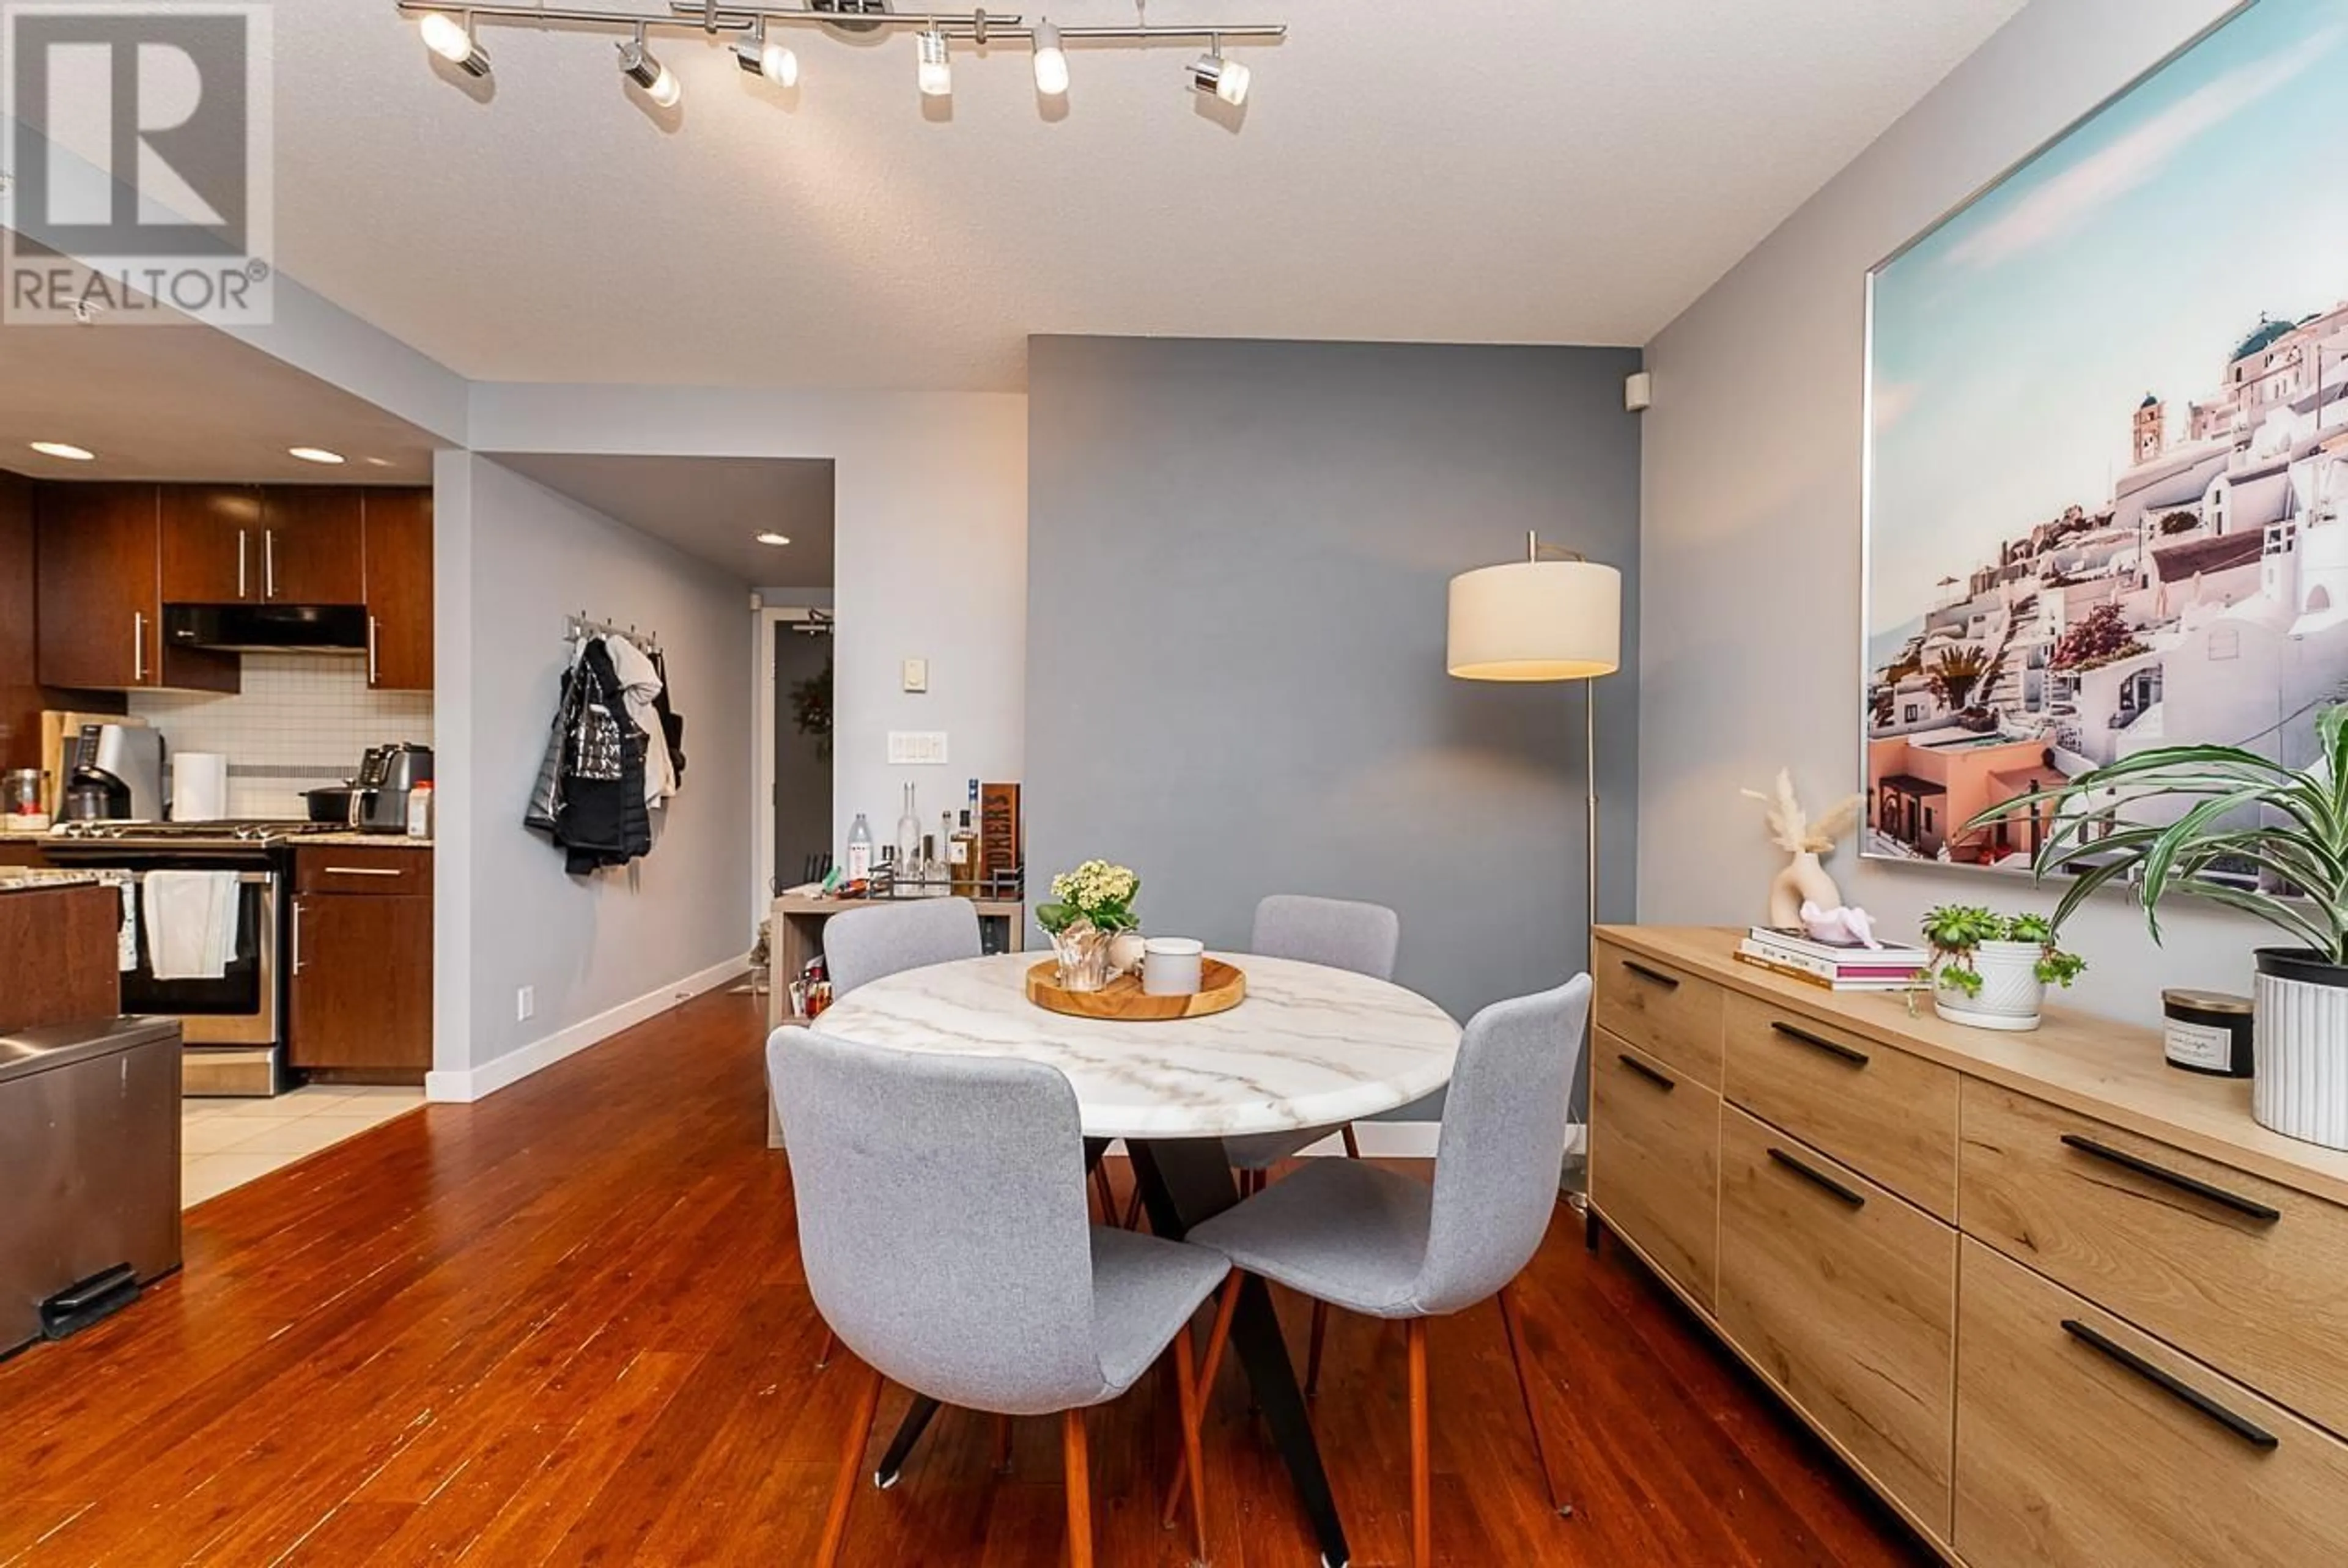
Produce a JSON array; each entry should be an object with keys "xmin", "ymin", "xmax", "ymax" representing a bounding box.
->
[{"xmin": 1446, "ymin": 533, "xmax": 1623, "ymax": 977}]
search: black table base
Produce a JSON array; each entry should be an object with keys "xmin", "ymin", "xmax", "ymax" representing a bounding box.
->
[{"xmin": 871, "ymin": 1135, "xmax": 1353, "ymax": 1567}]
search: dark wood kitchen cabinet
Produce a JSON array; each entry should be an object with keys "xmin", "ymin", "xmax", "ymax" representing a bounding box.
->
[
  {"xmin": 36, "ymin": 483, "xmax": 237, "ymax": 692},
  {"xmin": 158, "ymin": 484, "xmax": 266, "ymax": 603},
  {"xmin": 288, "ymin": 846, "xmax": 432, "ymax": 1080},
  {"xmin": 262, "ymin": 486, "xmax": 366, "ymax": 604},
  {"xmin": 363, "ymin": 488, "xmax": 433, "ymax": 691}
]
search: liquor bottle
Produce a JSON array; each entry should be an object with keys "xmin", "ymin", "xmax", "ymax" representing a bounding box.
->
[
  {"xmin": 950, "ymin": 809, "xmax": 981, "ymax": 898},
  {"xmin": 896, "ymin": 783, "xmax": 922, "ymax": 877},
  {"xmin": 846, "ymin": 813, "xmax": 873, "ymax": 881}
]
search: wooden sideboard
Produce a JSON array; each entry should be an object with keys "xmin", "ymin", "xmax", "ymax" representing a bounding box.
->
[{"xmin": 1589, "ymin": 926, "xmax": 2348, "ymax": 1567}]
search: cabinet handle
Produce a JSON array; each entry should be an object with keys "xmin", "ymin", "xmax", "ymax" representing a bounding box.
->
[
  {"xmin": 2058, "ymin": 1133, "xmax": 2281, "ymax": 1223},
  {"xmin": 2059, "ymin": 1319, "xmax": 2279, "ymax": 1451},
  {"xmin": 320, "ymin": 866, "xmax": 404, "ymax": 877},
  {"xmin": 1770, "ymin": 1019, "xmax": 1869, "ymax": 1067},
  {"xmin": 1622, "ymin": 960, "xmax": 1681, "ymax": 991},
  {"xmin": 367, "ymin": 614, "xmax": 380, "ymax": 685},
  {"xmin": 238, "ymin": 529, "xmax": 248, "ymax": 598},
  {"xmin": 291, "ymin": 899, "xmax": 305, "ymax": 974},
  {"xmin": 1615, "ymin": 1052, "xmax": 1677, "ymax": 1092},
  {"xmin": 1767, "ymin": 1146, "xmax": 1867, "ymax": 1209},
  {"xmin": 132, "ymin": 612, "xmax": 146, "ymax": 683},
  {"xmin": 264, "ymin": 529, "xmax": 277, "ymax": 598}
]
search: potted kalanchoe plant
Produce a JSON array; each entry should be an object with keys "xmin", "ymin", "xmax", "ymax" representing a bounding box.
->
[
  {"xmin": 1968, "ymin": 703, "xmax": 2348, "ymax": 1151},
  {"xmin": 1919, "ymin": 904, "xmax": 2086, "ymax": 1032},
  {"xmin": 1036, "ymin": 859, "xmax": 1142, "ymax": 993}
]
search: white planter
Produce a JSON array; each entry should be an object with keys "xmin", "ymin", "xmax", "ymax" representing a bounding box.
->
[
  {"xmin": 2253, "ymin": 949, "xmax": 2348, "ymax": 1152},
  {"xmin": 1933, "ymin": 941, "xmax": 2045, "ymax": 1032}
]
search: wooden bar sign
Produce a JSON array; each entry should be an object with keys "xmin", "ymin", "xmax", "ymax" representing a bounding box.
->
[{"xmin": 980, "ymin": 782, "xmax": 1022, "ymax": 894}]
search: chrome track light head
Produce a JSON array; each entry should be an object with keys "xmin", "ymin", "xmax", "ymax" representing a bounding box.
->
[
  {"xmin": 1187, "ymin": 43, "xmax": 1250, "ymax": 106},
  {"xmin": 916, "ymin": 26, "xmax": 951, "ymax": 97},
  {"xmin": 736, "ymin": 21, "xmax": 800, "ymax": 87},
  {"xmin": 618, "ymin": 29, "xmax": 681, "ymax": 107},
  {"xmin": 419, "ymin": 10, "xmax": 490, "ymax": 78},
  {"xmin": 1032, "ymin": 19, "xmax": 1069, "ymax": 97}
]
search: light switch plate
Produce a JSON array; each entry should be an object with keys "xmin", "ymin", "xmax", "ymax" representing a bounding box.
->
[
  {"xmin": 901, "ymin": 658, "xmax": 929, "ymax": 693},
  {"xmin": 516, "ymin": 985, "xmax": 536, "ymax": 1022},
  {"xmin": 887, "ymin": 731, "xmax": 950, "ymax": 765}
]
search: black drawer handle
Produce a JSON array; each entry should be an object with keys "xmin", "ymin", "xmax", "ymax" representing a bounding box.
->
[
  {"xmin": 1616, "ymin": 1053, "xmax": 1677, "ymax": 1092},
  {"xmin": 2059, "ymin": 1319, "xmax": 2278, "ymax": 1451},
  {"xmin": 2059, "ymin": 1134, "xmax": 2281, "ymax": 1224},
  {"xmin": 1770, "ymin": 1020, "xmax": 1869, "ymax": 1067},
  {"xmin": 1621, "ymin": 960, "xmax": 1680, "ymax": 991},
  {"xmin": 1766, "ymin": 1147, "xmax": 1866, "ymax": 1209}
]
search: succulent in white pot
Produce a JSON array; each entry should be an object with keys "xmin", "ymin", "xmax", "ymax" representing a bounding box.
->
[
  {"xmin": 1920, "ymin": 905, "xmax": 2086, "ymax": 1032},
  {"xmin": 1972, "ymin": 705, "xmax": 2348, "ymax": 1150}
]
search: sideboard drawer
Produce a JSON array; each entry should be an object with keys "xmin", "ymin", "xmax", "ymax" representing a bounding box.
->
[
  {"xmin": 1719, "ymin": 1106, "xmax": 1955, "ymax": 1537},
  {"xmin": 1594, "ymin": 940, "xmax": 1723, "ymax": 1091},
  {"xmin": 1723, "ymin": 990, "xmax": 1959, "ymax": 1220},
  {"xmin": 1960, "ymin": 1080, "xmax": 2348, "ymax": 1438},
  {"xmin": 1591, "ymin": 1030, "xmax": 1720, "ymax": 1310},
  {"xmin": 1954, "ymin": 1238, "xmax": 2348, "ymax": 1567}
]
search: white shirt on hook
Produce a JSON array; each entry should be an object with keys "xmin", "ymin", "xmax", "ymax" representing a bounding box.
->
[{"xmin": 603, "ymin": 631, "xmax": 676, "ymax": 809}]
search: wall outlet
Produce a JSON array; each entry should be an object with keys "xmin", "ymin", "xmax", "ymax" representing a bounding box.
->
[
  {"xmin": 887, "ymin": 731, "xmax": 950, "ymax": 765},
  {"xmin": 516, "ymin": 985, "xmax": 536, "ymax": 1022}
]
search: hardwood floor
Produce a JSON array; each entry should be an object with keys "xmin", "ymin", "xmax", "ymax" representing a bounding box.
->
[{"xmin": 0, "ymin": 991, "xmax": 1934, "ymax": 1567}]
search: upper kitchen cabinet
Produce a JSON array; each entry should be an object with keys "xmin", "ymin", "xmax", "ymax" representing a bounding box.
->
[
  {"xmin": 159, "ymin": 485, "xmax": 265, "ymax": 603},
  {"xmin": 37, "ymin": 484, "xmax": 237, "ymax": 693},
  {"xmin": 262, "ymin": 487, "xmax": 366, "ymax": 605},
  {"xmin": 363, "ymin": 488, "xmax": 433, "ymax": 691}
]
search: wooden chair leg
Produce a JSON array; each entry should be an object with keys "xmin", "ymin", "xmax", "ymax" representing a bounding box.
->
[
  {"xmin": 1341, "ymin": 1123, "xmax": 1362, "ymax": 1159},
  {"xmin": 816, "ymin": 1328, "xmax": 837, "ymax": 1370},
  {"xmin": 1172, "ymin": 1314, "xmax": 1211, "ymax": 1563},
  {"xmin": 1091, "ymin": 1161, "xmax": 1118, "ymax": 1224},
  {"xmin": 1497, "ymin": 1280, "xmax": 1570, "ymax": 1517},
  {"xmin": 1304, "ymin": 1300, "xmax": 1329, "ymax": 1401},
  {"xmin": 818, "ymin": 1366, "xmax": 882, "ymax": 1568},
  {"xmin": 1061, "ymin": 1408, "xmax": 1094, "ymax": 1568},
  {"xmin": 1120, "ymin": 1183, "xmax": 1146, "ymax": 1232},
  {"xmin": 1162, "ymin": 1278, "xmax": 1242, "ymax": 1529},
  {"xmin": 995, "ymin": 1413, "xmax": 1014, "ymax": 1475},
  {"xmin": 1407, "ymin": 1318, "xmax": 1431, "ymax": 1568}
]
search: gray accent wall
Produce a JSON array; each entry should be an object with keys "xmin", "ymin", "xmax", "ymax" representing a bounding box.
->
[
  {"xmin": 1027, "ymin": 336, "xmax": 1642, "ymax": 1113},
  {"xmin": 1638, "ymin": 0, "xmax": 2248, "ymax": 1028}
]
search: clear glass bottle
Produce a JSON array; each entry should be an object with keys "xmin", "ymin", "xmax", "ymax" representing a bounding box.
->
[
  {"xmin": 895, "ymin": 783, "xmax": 921, "ymax": 878},
  {"xmin": 846, "ymin": 812, "xmax": 873, "ymax": 881}
]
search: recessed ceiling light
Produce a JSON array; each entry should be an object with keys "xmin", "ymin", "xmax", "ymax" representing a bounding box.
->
[
  {"xmin": 29, "ymin": 441, "xmax": 95, "ymax": 462},
  {"xmin": 289, "ymin": 447, "xmax": 346, "ymax": 465},
  {"xmin": 756, "ymin": 532, "xmax": 792, "ymax": 547},
  {"xmin": 363, "ymin": 456, "xmax": 396, "ymax": 468}
]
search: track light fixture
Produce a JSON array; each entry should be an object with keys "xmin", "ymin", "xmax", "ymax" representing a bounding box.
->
[
  {"xmin": 1188, "ymin": 37, "xmax": 1250, "ymax": 106},
  {"xmin": 418, "ymin": 10, "xmax": 490, "ymax": 77},
  {"xmin": 393, "ymin": 4, "xmax": 1281, "ymax": 121},
  {"xmin": 915, "ymin": 26, "xmax": 951, "ymax": 97},
  {"xmin": 736, "ymin": 20, "xmax": 798, "ymax": 86},
  {"xmin": 618, "ymin": 26, "xmax": 682, "ymax": 106},
  {"xmin": 1030, "ymin": 18, "xmax": 1068, "ymax": 97}
]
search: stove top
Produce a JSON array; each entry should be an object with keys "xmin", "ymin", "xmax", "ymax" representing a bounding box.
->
[{"xmin": 48, "ymin": 819, "xmax": 342, "ymax": 845}]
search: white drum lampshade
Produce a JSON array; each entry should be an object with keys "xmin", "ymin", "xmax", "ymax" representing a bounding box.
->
[{"xmin": 1446, "ymin": 560, "xmax": 1622, "ymax": 682}]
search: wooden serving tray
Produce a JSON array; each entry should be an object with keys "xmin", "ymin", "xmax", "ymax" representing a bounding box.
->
[{"xmin": 1025, "ymin": 959, "xmax": 1246, "ymax": 1021}]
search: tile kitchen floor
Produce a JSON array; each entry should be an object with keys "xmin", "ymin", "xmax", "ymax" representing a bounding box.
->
[{"xmin": 180, "ymin": 1086, "xmax": 425, "ymax": 1208}]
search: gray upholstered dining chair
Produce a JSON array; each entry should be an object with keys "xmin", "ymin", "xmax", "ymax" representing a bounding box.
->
[
  {"xmin": 1178, "ymin": 975, "xmax": 1593, "ymax": 1568},
  {"xmin": 1219, "ymin": 894, "xmax": 1402, "ymax": 1191},
  {"xmin": 770, "ymin": 1028, "xmax": 1230, "ymax": 1568},
  {"xmin": 821, "ymin": 896, "xmax": 981, "ymax": 996}
]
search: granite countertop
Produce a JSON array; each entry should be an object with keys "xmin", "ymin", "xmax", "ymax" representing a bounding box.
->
[
  {"xmin": 0, "ymin": 870, "xmax": 113, "ymax": 892},
  {"xmin": 294, "ymin": 833, "xmax": 435, "ymax": 850}
]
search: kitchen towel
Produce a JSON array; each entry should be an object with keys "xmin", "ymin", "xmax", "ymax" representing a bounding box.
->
[
  {"xmin": 170, "ymin": 753, "xmax": 229, "ymax": 822},
  {"xmin": 142, "ymin": 870, "xmax": 240, "ymax": 981}
]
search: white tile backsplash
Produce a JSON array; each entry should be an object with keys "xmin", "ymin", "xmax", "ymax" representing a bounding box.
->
[{"xmin": 129, "ymin": 653, "xmax": 433, "ymax": 819}]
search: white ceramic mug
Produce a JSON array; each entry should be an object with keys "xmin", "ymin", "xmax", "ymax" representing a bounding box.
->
[{"xmin": 1143, "ymin": 937, "xmax": 1206, "ymax": 996}]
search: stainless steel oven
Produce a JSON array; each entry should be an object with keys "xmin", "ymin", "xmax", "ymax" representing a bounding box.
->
[{"xmin": 116, "ymin": 866, "xmax": 278, "ymax": 1047}]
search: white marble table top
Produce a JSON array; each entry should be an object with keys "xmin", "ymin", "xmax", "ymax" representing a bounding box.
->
[{"xmin": 812, "ymin": 952, "xmax": 1463, "ymax": 1141}]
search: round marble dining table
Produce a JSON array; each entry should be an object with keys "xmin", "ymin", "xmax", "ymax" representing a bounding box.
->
[
  {"xmin": 814, "ymin": 949, "xmax": 1463, "ymax": 1141},
  {"xmin": 806, "ymin": 949, "xmax": 1463, "ymax": 1568}
]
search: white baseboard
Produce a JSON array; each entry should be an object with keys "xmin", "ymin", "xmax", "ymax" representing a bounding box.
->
[
  {"xmin": 1093, "ymin": 1122, "xmax": 1586, "ymax": 1162},
  {"xmin": 427, "ymin": 952, "xmax": 751, "ymax": 1103}
]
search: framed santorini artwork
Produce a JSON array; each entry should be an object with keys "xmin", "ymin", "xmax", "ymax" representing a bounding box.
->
[{"xmin": 1863, "ymin": 0, "xmax": 2348, "ymax": 872}]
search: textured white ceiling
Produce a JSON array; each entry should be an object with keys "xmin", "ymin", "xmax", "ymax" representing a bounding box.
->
[
  {"xmin": 489, "ymin": 451, "xmax": 836, "ymax": 585},
  {"xmin": 272, "ymin": 1, "xmax": 2024, "ymax": 391}
]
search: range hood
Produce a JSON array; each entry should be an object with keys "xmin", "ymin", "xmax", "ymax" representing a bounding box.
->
[{"xmin": 164, "ymin": 603, "xmax": 369, "ymax": 653}]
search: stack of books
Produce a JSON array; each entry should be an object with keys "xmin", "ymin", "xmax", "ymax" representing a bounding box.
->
[{"xmin": 1735, "ymin": 927, "xmax": 1929, "ymax": 992}]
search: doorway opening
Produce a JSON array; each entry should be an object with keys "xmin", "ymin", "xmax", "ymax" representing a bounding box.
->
[{"xmin": 770, "ymin": 608, "xmax": 835, "ymax": 898}]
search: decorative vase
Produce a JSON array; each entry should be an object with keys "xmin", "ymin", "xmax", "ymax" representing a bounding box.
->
[
  {"xmin": 1105, "ymin": 928, "xmax": 1148, "ymax": 979},
  {"xmin": 2252, "ymin": 948, "xmax": 2348, "ymax": 1152},
  {"xmin": 1768, "ymin": 850, "xmax": 1843, "ymax": 930},
  {"xmin": 1933, "ymin": 941, "xmax": 2045, "ymax": 1032},
  {"xmin": 1051, "ymin": 924, "xmax": 1112, "ymax": 993}
]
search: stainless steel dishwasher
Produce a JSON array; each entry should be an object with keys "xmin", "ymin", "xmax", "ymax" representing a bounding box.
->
[{"xmin": 1, "ymin": 1017, "xmax": 184, "ymax": 1358}]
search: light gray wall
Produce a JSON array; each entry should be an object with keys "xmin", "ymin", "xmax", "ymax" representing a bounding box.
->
[
  {"xmin": 435, "ymin": 454, "xmax": 753, "ymax": 1072},
  {"xmin": 1639, "ymin": 0, "xmax": 2247, "ymax": 1028},
  {"xmin": 1027, "ymin": 336, "xmax": 1642, "ymax": 1113}
]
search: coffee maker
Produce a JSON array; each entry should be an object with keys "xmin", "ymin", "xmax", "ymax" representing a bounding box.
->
[{"xmin": 62, "ymin": 724, "xmax": 166, "ymax": 822}]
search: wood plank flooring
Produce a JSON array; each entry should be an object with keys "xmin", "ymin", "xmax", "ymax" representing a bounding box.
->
[{"xmin": 0, "ymin": 990, "xmax": 1935, "ymax": 1566}]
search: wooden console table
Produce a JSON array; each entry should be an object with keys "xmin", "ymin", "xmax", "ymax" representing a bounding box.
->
[{"xmin": 1589, "ymin": 925, "xmax": 2348, "ymax": 1567}]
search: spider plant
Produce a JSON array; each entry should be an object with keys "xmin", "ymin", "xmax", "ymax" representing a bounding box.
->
[{"xmin": 1965, "ymin": 704, "xmax": 2348, "ymax": 966}]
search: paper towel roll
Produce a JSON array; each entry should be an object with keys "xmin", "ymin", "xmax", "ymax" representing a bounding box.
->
[{"xmin": 171, "ymin": 753, "xmax": 229, "ymax": 822}]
